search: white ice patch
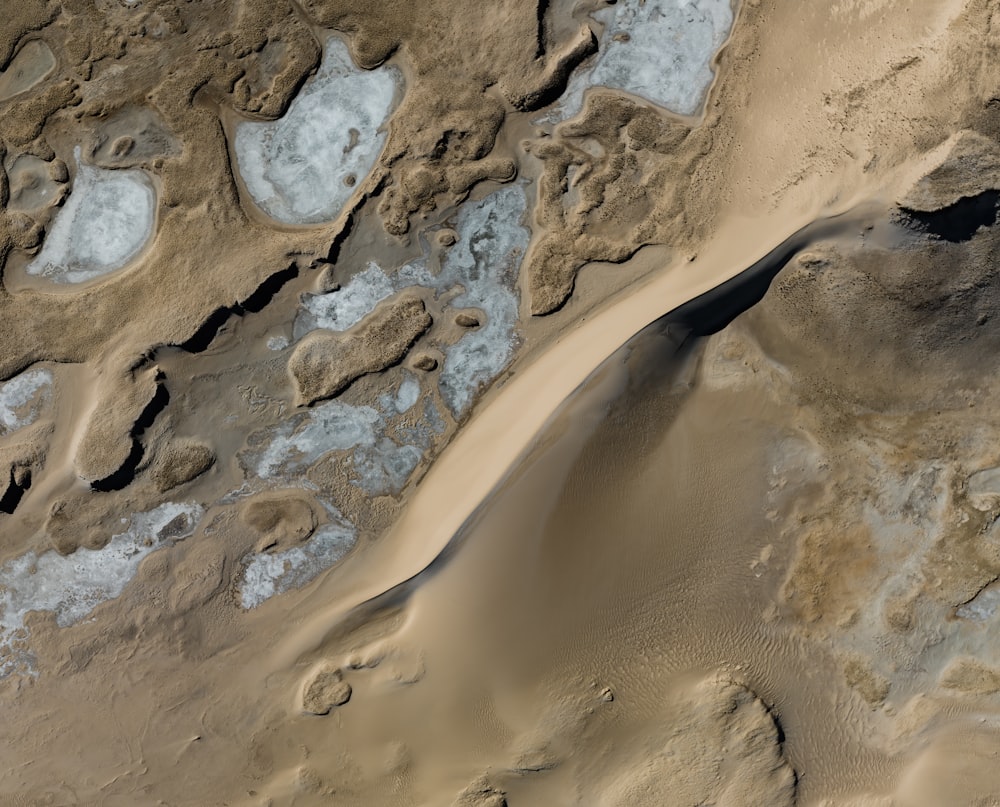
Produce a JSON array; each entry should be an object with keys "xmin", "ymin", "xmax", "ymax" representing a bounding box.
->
[
  {"xmin": 240, "ymin": 517, "xmax": 356, "ymax": 609},
  {"xmin": 957, "ymin": 583, "xmax": 1000, "ymax": 622},
  {"xmin": 295, "ymin": 187, "xmax": 528, "ymax": 418},
  {"xmin": 26, "ymin": 147, "xmax": 156, "ymax": 284},
  {"xmin": 267, "ymin": 335, "xmax": 289, "ymax": 351},
  {"xmin": 250, "ymin": 373, "xmax": 434, "ymax": 496},
  {"xmin": 294, "ymin": 262, "xmax": 394, "ymax": 338},
  {"xmin": 394, "ymin": 372, "xmax": 421, "ymax": 413},
  {"xmin": 546, "ymin": 0, "xmax": 734, "ymax": 121},
  {"xmin": 0, "ymin": 502, "xmax": 202, "ymax": 676},
  {"xmin": 0, "ymin": 368, "xmax": 53, "ymax": 434},
  {"xmin": 234, "ymin": 36, "xmax": 399, "ymax": 225},
  {"xmin": 400, "ymin": 186, "xmax": 529, "ymax": 416},
  {"xmin": 967, "ymin": 466, "xmax": 1000, "ymax": 511},
  {"xmin": 354, "ymin": 440, "xmax": 423, "ymax": 494},
  {"xmin": 256, "ymin": 401, "xmax": 381, "ymax": 479}
]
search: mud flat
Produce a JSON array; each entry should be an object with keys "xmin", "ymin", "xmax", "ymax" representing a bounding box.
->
[{"xmin": 0, "ymin": 39, "xmax": 56, "ymax": 102}]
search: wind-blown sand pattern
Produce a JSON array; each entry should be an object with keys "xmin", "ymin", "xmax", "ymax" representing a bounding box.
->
[{"xmin": 3, "ymin": 0, "xmax": 1000, "ymax": 804}]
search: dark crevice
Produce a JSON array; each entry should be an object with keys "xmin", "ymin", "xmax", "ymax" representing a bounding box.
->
[
  {"xmin": 954, "ymin": 574, "xmax": 1000, "ymax": 611},
  {"xmin": 667, "ymin": 239, "xmax": 812, "ymax": 337},
  {"xmin": 0, "ymin": 467, "xmax": 28, "ymax": 514},
  {"xmin": 179, "ymin": 306, "xmax": 233, "ymax": 353},
  {"xmin": 900, "ymin": 190, "xmax": 1000, "ymax": 243},
  {"xmin": 90, "ymin": 383, "xmax": 171, "ymax": 492},
  {"xmin": 132, "ymin": 381, "xmax": 170, "ymax": 433},
  {"xmin": 325, "ymin": 210, "xmax": 355, "ymax": 265},
  {"xmin": 512, "ymin": 26, "xmax": 597, "ymax": 111},
  {"xmin": 178, "ymin": 263, "xmax": 299, "ymax": 352},
  {"xmin": 769, "ymin": 707, "xmax": 787, "ymax": 746},
  {"xmin": 242, "ymin": 263, "xmax": 300, "ymax": 313},
  {"xmin": 90, "ymin": 441, "xmax": 145, "ymax": 493},
  {"xmin": 535, "ymin": 0, "xmax": 551, "ymax": 58}
]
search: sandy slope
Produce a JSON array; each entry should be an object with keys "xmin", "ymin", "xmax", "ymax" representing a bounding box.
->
[{"xmin": 0, "ymin": 0, "xmax": 999, "ymax": 804}]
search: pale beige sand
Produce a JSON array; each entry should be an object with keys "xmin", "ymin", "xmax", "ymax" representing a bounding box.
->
[{"xmin": 0, "ymin": 0, "xmax": 998, "ymax": 804}]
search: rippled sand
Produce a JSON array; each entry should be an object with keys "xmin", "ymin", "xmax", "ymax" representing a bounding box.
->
[{"xmin": 1, "ymin": 0, "xmax": 1000, "ymax": 804}]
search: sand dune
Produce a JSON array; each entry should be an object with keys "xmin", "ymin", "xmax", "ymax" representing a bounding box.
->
[{"xmin": 0, "ymin": 0, "xmax": 999, "ymax": 804}]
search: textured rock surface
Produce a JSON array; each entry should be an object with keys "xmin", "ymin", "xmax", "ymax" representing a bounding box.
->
[
  {"xmin": 0, "ymin": 0, "xmax": 998, "ymax": 804},
  {"xmin": 289, "ymin": 295, "xmax": 431, "ymax": 406},
  {"xmin": 302, "ymin": 665, "xmax": 352, "ymax": 714}
]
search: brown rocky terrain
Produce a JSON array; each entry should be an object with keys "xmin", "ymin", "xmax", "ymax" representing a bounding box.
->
[{"xmin": 1, "ymin": 0, "xmax": 1000, "ymax": 804}]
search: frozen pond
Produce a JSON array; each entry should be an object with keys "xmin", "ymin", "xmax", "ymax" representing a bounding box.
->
[
  {"xmin": 295, "ymin": 262, "xmax": 395, "ymax": 337},
  {"xmin": 6, "ymin": 154, "xmax": 63, "ymax": 214},
  {"xmin": 234, "ymin": 36, "xmax": 400, "ymax": 225},
  {"xmin": 296, "ymin": 185, "xmax": 529, "ymax": 417},
  {"xmin": 399, "ymin": 186, "xmax": 529, "ymax": 416},
  {"xmin": 546, "ymin": 0, "xmax": 734, "ymax": 120},
  {"xmin": 0, "ymin": 503, "xmax": 201, "ymax": 676},
  {"xmin": 26, "ymin": 148, "xmax": 156, "ymax": 284}
]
